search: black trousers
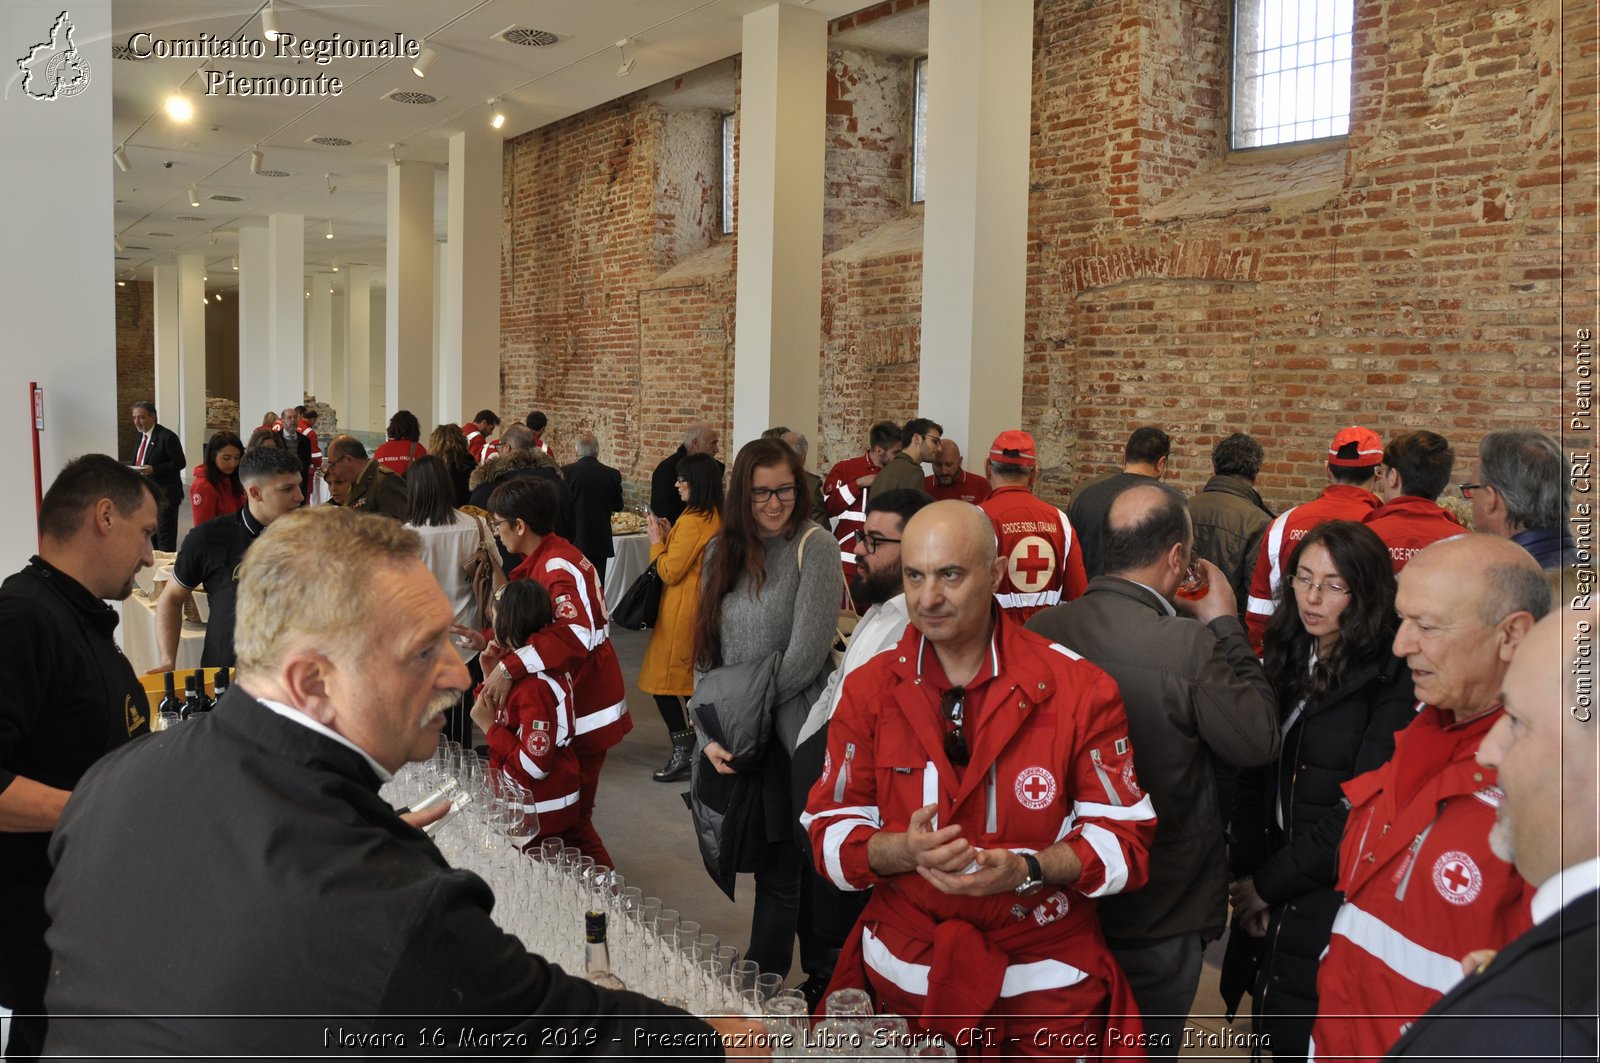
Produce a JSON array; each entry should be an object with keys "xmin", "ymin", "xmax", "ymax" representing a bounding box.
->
[{"xmin": 152, "ymin": 487, "xmax": 180, "ymax": 551}]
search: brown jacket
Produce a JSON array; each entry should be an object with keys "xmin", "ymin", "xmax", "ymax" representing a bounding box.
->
[
  {"xmin": 345, "ymin": 460, "xmax": 409, "ymax": 520},
  {"xmin": 1189, "ymin": 475, "xmax": 1274, "ymax": 614}
]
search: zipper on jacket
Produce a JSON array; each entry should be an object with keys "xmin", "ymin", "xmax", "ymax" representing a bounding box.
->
[
  {"xmin": 834, "ymin": 742, "xmax": 855, "ymax": 802},
  {"xmin": 1393, "ymin": 816, "xmax": 1439, "ymax": 902},
  {"xmin": 1089, "ymin": 747, "xmax": 1122, "ymax": 806},
  {"xmin": 985, "ymin": 764, "xmax": 998, "ymax": 833}
]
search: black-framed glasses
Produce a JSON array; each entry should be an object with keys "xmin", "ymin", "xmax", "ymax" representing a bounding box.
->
[
  {"xmin": 861, "ymin": 534, "xmax": 901, "ymax": 555},
  {"xmin": 750, "ymin": 483, "xmax": 798, "ymax": 504},
  {"xmin": 1456, "ymin": 482, "xmax": 1485, "ymax": 500},
  {"xmin": 941, "ymin": 687, "xmax": 968, "ymax": 766}
]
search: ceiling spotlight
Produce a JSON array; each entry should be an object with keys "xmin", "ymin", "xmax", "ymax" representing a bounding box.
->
[
  {"xmin": 615, "ymin": 38, "xmax": 634, "ymax": 78},
  {"xmin": 250, "ymin": 146, "xmax": 263, "ymax": 174},
  {"xmin": 489, "ymin": 98, "xmax": 506, "ymax": 130},
  {"xmin": 207, "ymin": 229, "xmax": 218, "ymax": 246},
  {"xmin": 325, "ymin": 219, "xmax": 334, "ymax": 239},
  {"xmin": 165, "ymin": 92, "xmax": 194, "ymax": 122},
  {"xmin": 117, "ymin": 278, "xmax": 127, "ymax": 287},
  {"xmin": 188, "ymin": 185, "xmax": 200, "ymax": 207},
  {"xmin": 114, "ymin": 235, "xmax": 125, "ymax": 252},
  {"xmin": 231, "ymin": 256, "xmax": 239, "ymax": 271},
  {"xmin": 325, "ymin": 172, "xmax": 337, "ymax": 195},
  {"xmin": 113, "ymin": 146, "xmax": 130, "ymax": 172},
  {"xmin": 331, "ymin": 257, "xmax": 339, "ymax": 272},
  {"xmin": 389, "ymin": 143, "xmax": 402, "ymax": 165},
  {"xmin": 262, "ymin": 0, "xmax": 281, "ymax": 41},
  {"xmin": 412, "ymin": 45, "xmax": 436, "ymax": 78}
]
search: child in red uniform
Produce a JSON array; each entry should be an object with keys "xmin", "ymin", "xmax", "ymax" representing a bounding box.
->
[{"xmin": 472, "ymin": 581, "xmax": 580, "ymax": 845}]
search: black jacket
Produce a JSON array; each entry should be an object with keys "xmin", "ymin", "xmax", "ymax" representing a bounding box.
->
[
  {"xmin": 0, "ymin": 558, "xmax": 148, "ymax": 1012},
  {"xmin": 44, "ymin": 690, "xmax": 717, "ymax": 1055},
  {"xmin": 1223, "ymin": 650, "xmax": 1417, "ymax": 1052},
  {"xmin": 651, "ymin": 446, "xmax": 690, "ymax": 523},
  {"xmin": 132, "ymin": 423, "xmax": 186, "ymax": 498},
  {"xmin": 1385, "ymin": 890, "xmax": 1597, "ymax": 1062},
  {"xmin": 562, "ymin": 455, "xmax": 625, "ymax": 565}
]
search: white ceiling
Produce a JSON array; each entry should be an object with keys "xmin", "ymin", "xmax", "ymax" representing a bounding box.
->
[{"xmin": 111, "ymin": 0, "xmax": 878, "ymax": 290}]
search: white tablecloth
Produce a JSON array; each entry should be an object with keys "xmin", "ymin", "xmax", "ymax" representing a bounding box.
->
[
  {"xmin": 603, "ymin": 534, "xmax": 651, "ymax": 610},
  {"xmin": 119, "ymin": 590, "xmax": 206, "ymax": 675}
]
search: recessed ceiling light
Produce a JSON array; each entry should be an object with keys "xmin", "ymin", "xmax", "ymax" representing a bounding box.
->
[{"xmin": 165, "ymin": 93, "xmax": 194, "ymax": 122}]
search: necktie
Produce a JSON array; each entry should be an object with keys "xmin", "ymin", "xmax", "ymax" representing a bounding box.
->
[{"xmin": 136, "ymin": 433, "xmax": 149, "ymax": 466}]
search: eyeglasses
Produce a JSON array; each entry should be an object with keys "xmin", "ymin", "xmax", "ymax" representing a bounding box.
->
[
  {"xmin": 750, "ymin": 484, "xmax": 797, "ymax": 504},
  {"xmin": 861, "ymin": 534, "xmax": 901, "ymax": 555},
  {"xmin": 1456, "ymin": 482, "xmax": 1485, "ymax": 500},
  {"xmin": 1291, "ymin": 574, "xmax": 1352, "ymax": 599},
  {"xmin": 491, "ymin": 518, "xmax": 513, "ymax": 531},
  {"xmin": 941, "ymin": 687, "xmax": 968, "ymax": 767}
]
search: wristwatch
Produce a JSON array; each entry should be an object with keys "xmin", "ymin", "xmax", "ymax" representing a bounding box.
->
[{"xmin": 1014, "ymin": 852, "xmax": 1045, "ymax": 897}]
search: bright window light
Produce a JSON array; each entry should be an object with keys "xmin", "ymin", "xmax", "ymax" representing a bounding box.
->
[{"xmin": 1233, "ymin": 0, "xmax": 1353, "ymax": 148}]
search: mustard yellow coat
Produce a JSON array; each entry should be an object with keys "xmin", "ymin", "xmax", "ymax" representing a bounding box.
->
[{"xmin": 637, "ymin": 507, "xmax": 722, "ymax": 696}]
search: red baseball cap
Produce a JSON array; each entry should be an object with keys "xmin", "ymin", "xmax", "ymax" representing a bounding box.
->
[
  {"xmin": 1327, "ymin": 425, "xmax": 1383, "ymax": 467},
  {"xmin": 988, "ymin": 430, "xmax": 1037, "ymax": 467}
]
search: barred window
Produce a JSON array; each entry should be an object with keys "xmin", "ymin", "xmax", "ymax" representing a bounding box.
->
[
  {"xmin": 1233, "ymin": 0, "xmax": 1353, "ymax": 148},
  {"xmin": 911, "ymin": 56, "xmax": 928, "ymax": 204},
  {"xmin": 720, "ymin": 112, "xmax": 735, "ymax": 235}
]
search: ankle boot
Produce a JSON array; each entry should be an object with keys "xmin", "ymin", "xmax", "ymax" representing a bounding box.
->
[{"xmin": 652, "ymin": 729, "xmax": 695, "ymax": 783}]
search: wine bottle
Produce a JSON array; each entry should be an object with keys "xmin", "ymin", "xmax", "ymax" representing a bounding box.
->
[
  {"xmin": 157, "ymin": 672, "xmax": 182, "ymax": 718},
  {"xmin": 191, "ymin": 669, "xmax": 213, "ymax": 713},
  {"xmin": 180, "ymin": 673, "xmax": 201, "ymax": 720},
  {"xmin": 583, "ymin": 911, "xmax": 626, "ymax": 990},
  {"xmin": 212, "ymin": 667, "xmax": 230, "ymax": 703}
]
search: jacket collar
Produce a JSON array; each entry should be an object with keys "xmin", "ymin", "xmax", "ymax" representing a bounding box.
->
[
  {"xmin": 468, "ymin": 447, "xmax": 560, "ymax": 490},
  {"xmin": 1085, "ymin": 574, "xmax": 1177, "ymax": 616},
  {"xmin": 27, "ymin": 556, "xmax": 122, "ymax": 634},
  {"xmin": 1371, "ymin": 495, "xmax": 1464, "ymax": 526},
  {"xmin": 1321, "ymin": 483, "xmax": 1381, "ymax": 509},
  {"xmin": 1201, "ymin": 475, "xmax": 1270, "ymax": 512}
]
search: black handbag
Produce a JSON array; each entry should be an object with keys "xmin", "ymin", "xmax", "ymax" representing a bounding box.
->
[{"xmin": 611, "ymin": 560, "xmax": 663, "ymax": 630}]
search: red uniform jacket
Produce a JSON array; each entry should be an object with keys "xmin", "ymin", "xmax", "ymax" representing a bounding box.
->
[
  {"xmin": 1362, "ymin": 496, "xmax": 1466, "ymax": 572},
  {"xmin": 486, "ymin": 668, "xmax": 580, "ymax": 835},
  {"xmin": 802, "ymin": 618, "xmax": 1156, "ymax": 1052},
  {"xmin": 296, "ymin": 420, "xmax": 322, "ymax": 470},
  {"xmin": 924, "ymin": 470, "xmax": 992, "ymax": 505},
  {"xmin": 189, "ymin": 466, "xmax": 246, "ymax": 527},
  {"xmin": 373, "ymin": 439, "xmax": 426, "ymax": 477},
  {"xmin": 823, "ymin": 452, "xmax": 880, "ymax": 562},
  {"xmin": 1308, "ymin": 704, "xmax": 1534, "ymax": 1063},
  {"xmin": 504, "ymin": 535, "xmax": 632, "ymax": 756},
  {"xmin": 465, "ymin": 428, "xmax": 489, "ymax": 463},
  {"xmin": 1244, "ymin": 484, "xmax": 1381, "ymax": 653},
  {"xmin": 979, "ymin": 485, "xmax": 1088, "ymax": 623}
]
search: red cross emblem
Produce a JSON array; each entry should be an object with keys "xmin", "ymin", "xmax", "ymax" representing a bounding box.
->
[
  {"xmin": 528, "ymin": 729, "xmax": 551, "ymax": 758},
  {"xmin": 1014, "ymin": 766, "xmax": 1058, "ymax": 810},
  {"xmin": 1432, "ymin": 850, "xmax": 1483, "ymax": 905},
  {"xmin": 1032, "ymin": 890, "xmax": 1071, "ymax": 926},
  {"xmin": 1007, "ymin": 535, "xmax": 1058, "ymax": 593}
]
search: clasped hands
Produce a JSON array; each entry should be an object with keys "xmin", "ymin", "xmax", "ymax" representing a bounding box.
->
[{"xmin": 900, "ymin": 804, "xmax": 1029, "ymax": 897}]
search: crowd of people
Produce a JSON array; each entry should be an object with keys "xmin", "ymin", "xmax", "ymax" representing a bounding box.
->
[{"xmin": 0, "ymin": 399, "xmax": 1589, "ymax": 1060}]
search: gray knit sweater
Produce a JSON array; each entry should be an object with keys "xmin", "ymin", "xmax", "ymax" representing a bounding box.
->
[{"xmin": 700, "ymin": 521, "xmax": 843, "ymax": 705}]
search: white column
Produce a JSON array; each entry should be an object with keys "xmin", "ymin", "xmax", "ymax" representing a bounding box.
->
[
  {"xmin": 732, "ymin": 2, "xmax": 826, "ymax": 449},
  {"xmin": 434, "ymin": 238, "xmax": 448, "ymax": 422},
  {"xmin": 917, "ymin": 0, "xmax": 1034, "ymax": 455},
  {"xmin": 386, "ymin": 159, "xmax": 434, "ymax": 430},
  {"xmin": 442, "ymin": 127, "xmax": 502, "ymax": 426},
  {"xmin": 268, "ymin": 213, "xmax": 306, "ymax": 409},
  {"xmin": 176, "ymin": 255, "xmax": 208, "ymax": 468},
  {"xmin": 308, "ymin": 276, "xmax": 333, "ymax": 406},
  {"xmin": 331, "ymin": 288, "xmax": 347, "ymax": 424},
  {"xmin": 0, "ymin": 1, "xmax": 114, "ymax": 568},
  {"xmin": 153, "ymin": 263, "xmax": 179, "ymax": 419},
  {"xmin": 237, "ymin": 227, "xmax": 271, "ymax": 432},
  {"xmin": 345, "ymin": 267, "xmax": 374, "ymax": 431}
]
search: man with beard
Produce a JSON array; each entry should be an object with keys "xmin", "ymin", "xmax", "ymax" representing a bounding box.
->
[
  {"xmin": 1, "ymin": 456, "xmax": 157, "ymax": 1058},
  {"xmin": 792, "ymin": 488, "xmax": 933, "ymax": 1007},
  {"xmin": 923, "ymin": 439, "xmax": 990, "ymax": 505}
]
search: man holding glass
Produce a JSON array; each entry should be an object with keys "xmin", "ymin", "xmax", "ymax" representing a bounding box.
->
[
  {"xmin": 40, "ymin": 507, "xmax": 764, "ymax": 1057},
  {"xmin": 802, "ymin": 501, "xmax": 1156, "ymax": 1055}
]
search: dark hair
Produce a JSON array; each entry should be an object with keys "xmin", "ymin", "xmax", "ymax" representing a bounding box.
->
[
  {"xmin": 869, "ymin": 421, "xmax": 901, "ymax": 451},
  {"xmin": 865, "ymin": 487, "xmax": 933, "ymax": 529},
  {"xmin": 1479, "ymin": 429, "xmax": 1567, "ymax": 531},
  {"xmin": 694, "ymin": 438, "xmax": 812, "ymax": 669},
  {"xmin": 328, "ymin": 435, "xmax": 369, "ymax": 461},
  {"xmin": 990, "ymin": 461, "xmax": 1032, "ymax": 480},
  {"xmin": 131, "ymin": 400, "xmax": 156, "ymax": 417},
  {"xmin": 1329, "ymin": 462, "xmax": 1378, "ymax": 486},
  {"xmin": 1125, "ymin": 426, "xmax": 1171, "ymax": 466},
  {"xmin": 1262, "ymin": 521, "xmax": 1398, "ymax": 706},
  {"xmin": 202, "ymin": 431, "xmax": 245, "ymax": 493},
  {"xmin": 1383, "ymin": 430, "xmax": 1454, "ymax": 501},
  {"xmin": 527, "ymin": 410, "xmax": 548, "ymax": 433},
  {"xmin": 295, "ymin": 405, "xmax": 308, "ymax": 417},
  {"xmin": 900, "ymin": 418, "xmax": 943, "ymax": 448},
  {"xmin": 386, "ymin": 410, "xmax": 421, "ymax": 443},
  {"xmin": 493, "ymin": 579, "xmax": 554, "ymax": 650},
  {"xmin": 428, "ymin": 423, "xmax": 474, "ymax": 477},
  {"xmin": 761, "ymin": 426, "xmax": 790, "ymax": 439},
  {"xmin": 1212, "ymin": 433, "xmax": 1264, "ymax": 480},
  {"xmin": 488, "ymin": 476, "xmax": 559, "ymax": 537},
  {"xmin": 676, "ymin": 452, "xmax": 725, "ymax": 513},
  {"xmin": 405, "ymin": 455, "xmax": 458, "ymax": 527},
  {"xmin": 301, "ymin": 408, "xmax": 318, "ymax": 423},
  {"xmin": 1100, "ymin": 482, "xmax": 1190, "ymax": 573},
  {"xmin": 247, "ymin": 427, "xmax": 283, "ymax": 450},
  {"xmin": 472, "ymin": 409, "xmax": 500, "ymax": 427},
  {"xmin": 38, "ymin": 454, "xmax": 158, "ymax": 541},
  {"xmin": 238, "ymin": 444, "xmax": 303, "ymax": 484}
]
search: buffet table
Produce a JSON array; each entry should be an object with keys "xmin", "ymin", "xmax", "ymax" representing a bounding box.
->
[
  {"xmin": 604, "ymin": 533, "xmax": 651, "ymax": 610},
  {"xmin": 119, "ymin": 561, "xmax": 207, "ymax": 675}
]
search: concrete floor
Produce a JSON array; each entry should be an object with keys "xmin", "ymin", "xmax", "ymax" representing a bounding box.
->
[{"xmin": 592, "ymin": 626, "xmax": 1251, "ymax": 1055}]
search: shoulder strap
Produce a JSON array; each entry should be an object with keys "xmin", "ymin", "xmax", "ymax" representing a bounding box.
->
[{"xmin": 796, "ymin": 523, "xmax": 820, "ymax": 568}]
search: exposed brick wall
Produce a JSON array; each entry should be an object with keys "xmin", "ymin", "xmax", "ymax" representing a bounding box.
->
[
  {"xmin": 500, "ymin": 0, "xmax": 1591, "ymax": 511},
  {"xmin": 116, "ymin": 281, "xmax": 155, "ymax": 460}
]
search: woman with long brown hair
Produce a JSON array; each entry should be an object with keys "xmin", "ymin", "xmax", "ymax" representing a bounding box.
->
[
  {"xmin": 694, "ymin": 437, "xmax": 842, "ymax": 980},
  {"xmin": 428, "ymin": 422, "xmax": 478, "ymax": 507}
]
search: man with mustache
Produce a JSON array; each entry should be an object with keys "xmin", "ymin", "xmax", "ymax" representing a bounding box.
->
[{"xmin": 39, "ymin": 507, "xmax": 764, "ymax": 1057}]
